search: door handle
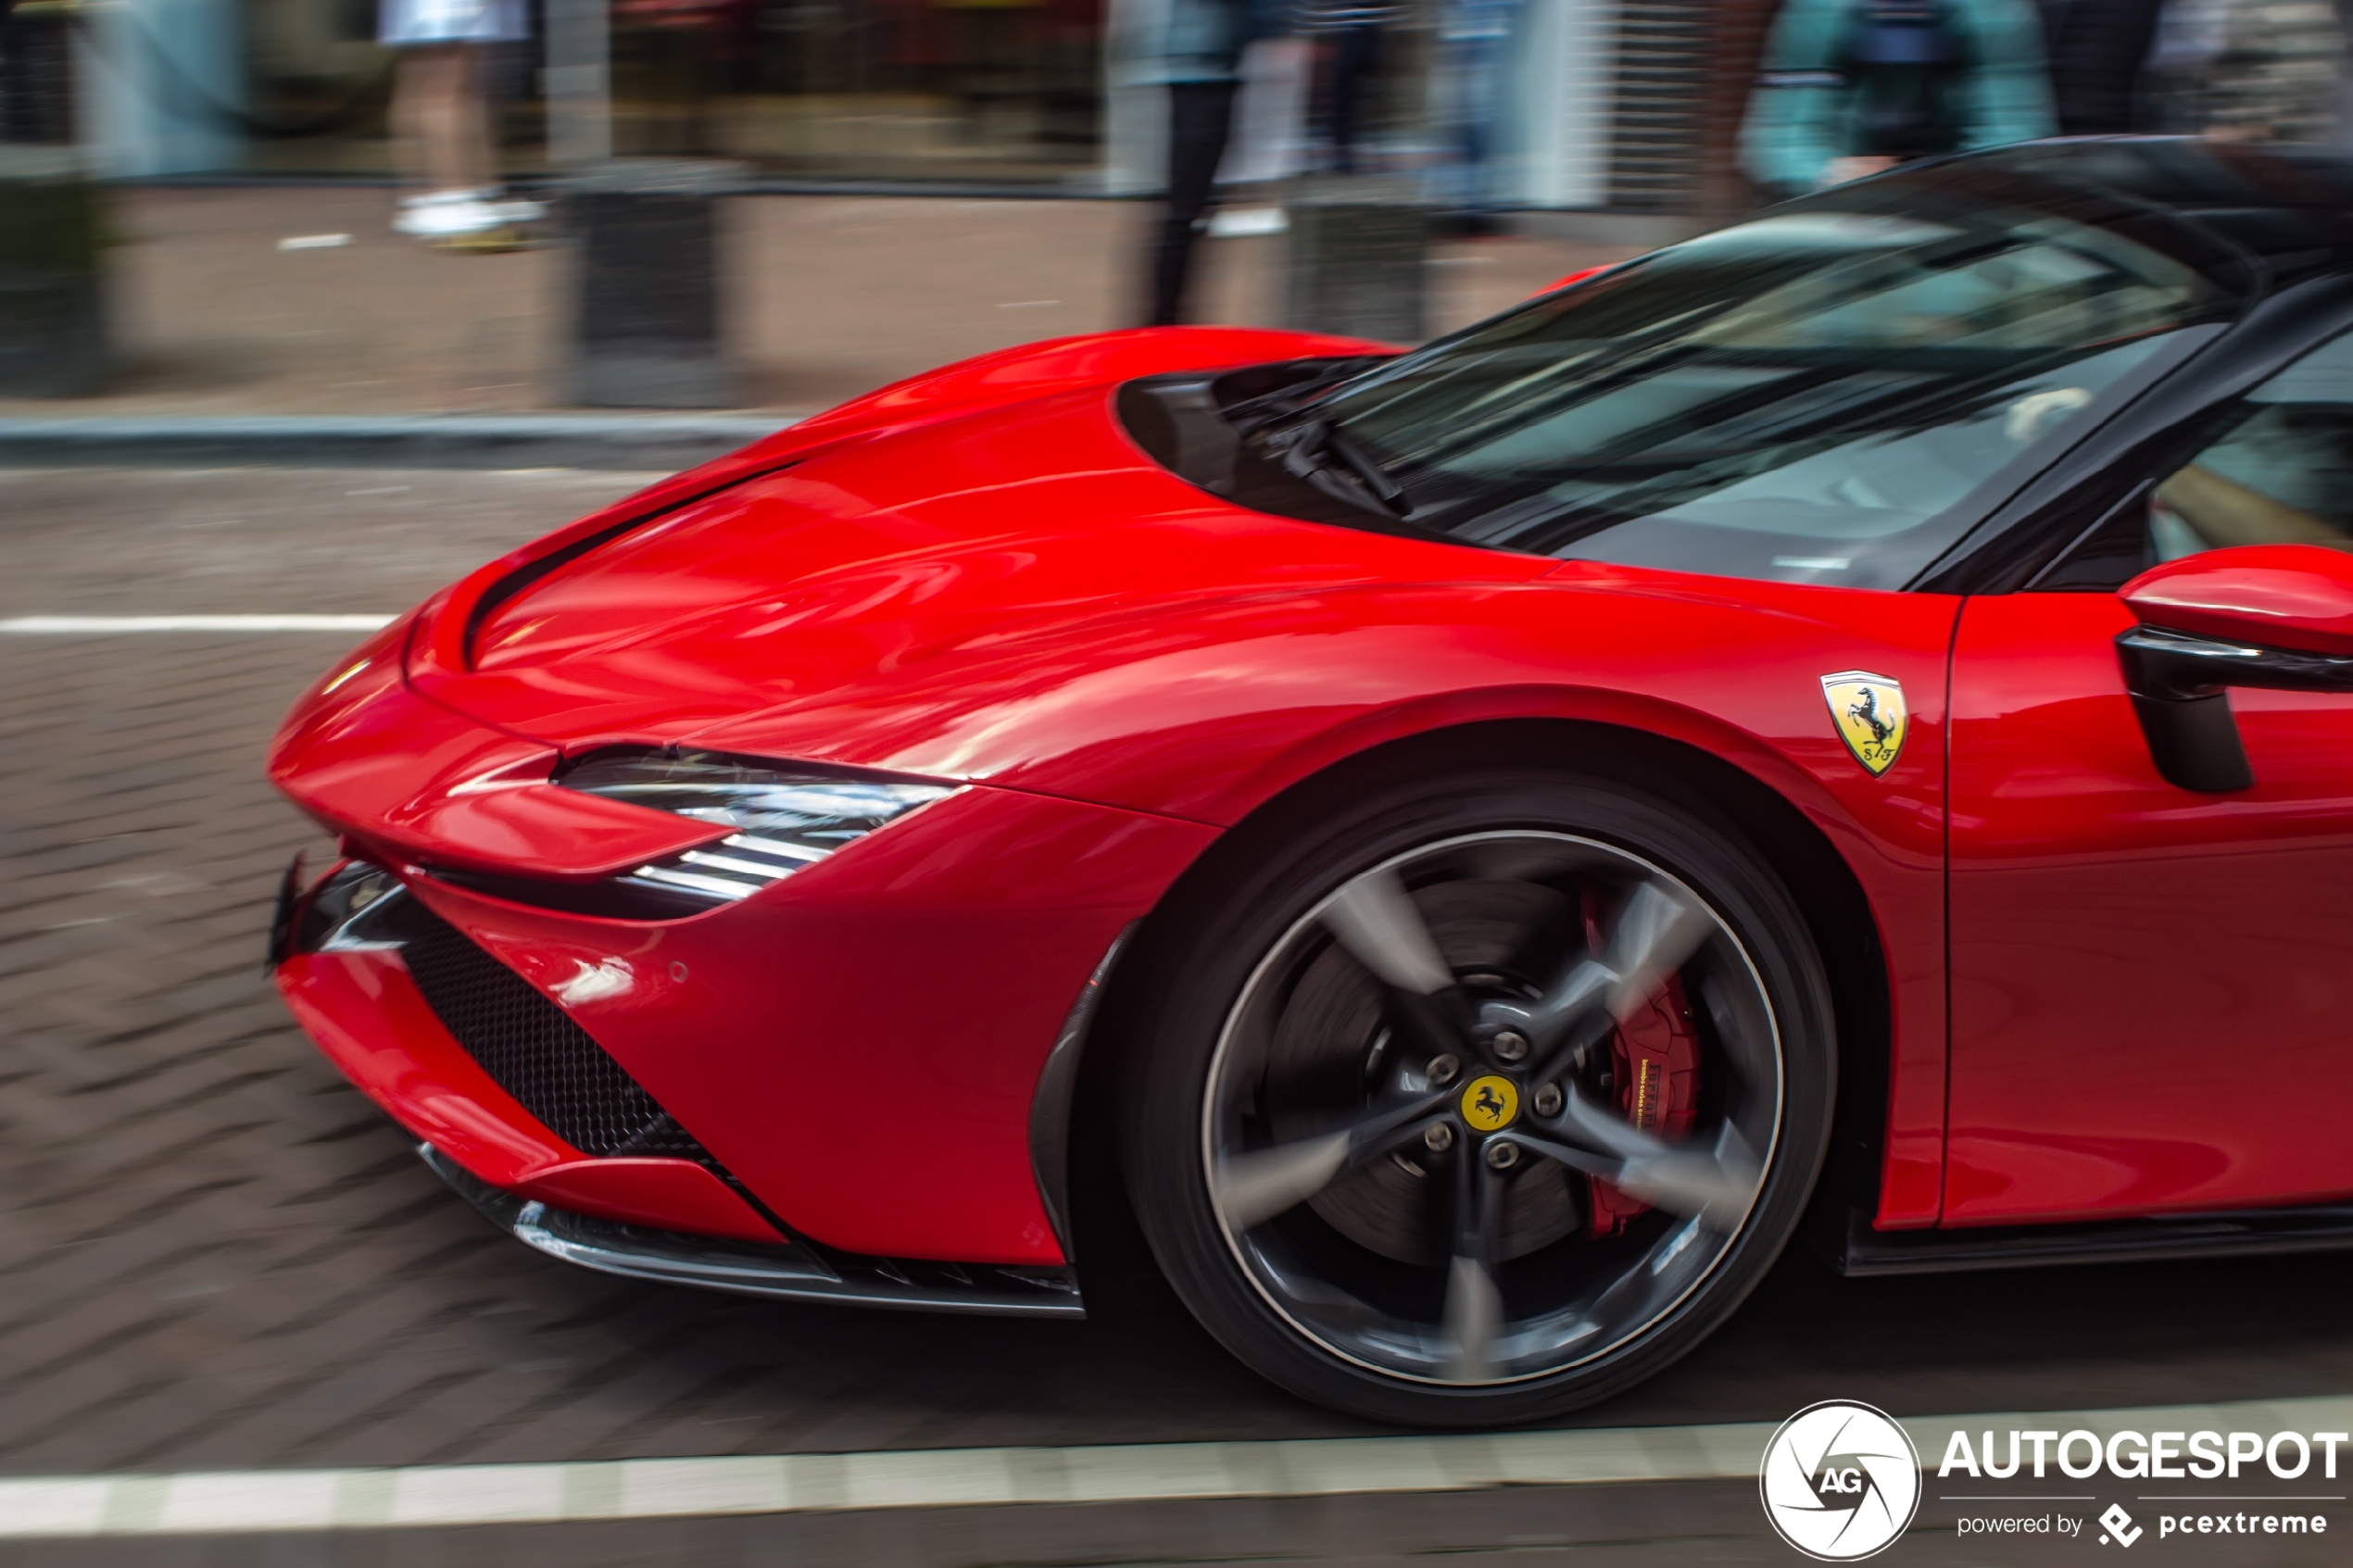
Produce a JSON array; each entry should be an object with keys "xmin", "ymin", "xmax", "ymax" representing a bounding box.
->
[{"xmin": 2114, "ymin": 624, "xmax": 2353, "ymax": 791}]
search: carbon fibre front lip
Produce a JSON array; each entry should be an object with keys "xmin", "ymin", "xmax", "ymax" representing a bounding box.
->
[{"xmin": 418, "ymin": 1143, "xmax": 1087, "ymax": 1318}]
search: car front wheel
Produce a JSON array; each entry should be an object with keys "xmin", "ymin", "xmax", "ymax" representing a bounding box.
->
[{"xmin": 1124, "ymin": 765, "xmax": 1835, "ymax": 1425}]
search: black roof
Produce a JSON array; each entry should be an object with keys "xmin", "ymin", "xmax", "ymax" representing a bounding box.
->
[{"xmin": 1885, "ymin": 136, "xmax": 2353, "ymax": 287}]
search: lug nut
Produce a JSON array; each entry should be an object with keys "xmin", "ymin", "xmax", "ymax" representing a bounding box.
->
[
  {"xmin": 1491, "ymin": 1030, "xmax": 1529, "ymax": 1062},
  {"xmin": 1424, "ymin": 1122, "xmax": 1456, "ymax": 1153},
  {"xmin": 1426, "ymin": 1053, "xmax": 1461, "ymax": 1088},
  {"xmin": 1485, "ymin": 1141, "xmax": 1521, "ymax": 1170},
  {"xmin": 1532, "ymin": 1083, "xmax": 1564, "ymax": 1118}
]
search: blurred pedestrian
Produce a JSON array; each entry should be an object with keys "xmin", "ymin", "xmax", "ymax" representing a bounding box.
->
[
  {"xmin": 2038, "ymin": 0, "xmax": 2166, "ymax": 133},
  {"xmin": 1430, "ymin": 0, "xmax": 1522, "ymax": 232},
  {"xmin": 383, "ymin": 0, "xmax": 547, "ymax": 241},
  {"xmin": 1742, "ymin": 0, "xmax": 2057, "ymax": 196},
  {"xmin": 1139, "ymin": 0, "xmax": 1252, "ymax": 324},
  {"xmin": 2201, "ymin": 0, "xmax": 2345, "ymax": 143},
  {"xmin": 1299, "ymin": 0, "xmax": 1396, "ymax": 175}
]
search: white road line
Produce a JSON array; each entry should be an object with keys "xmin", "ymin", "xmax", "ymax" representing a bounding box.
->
[
  {"xmin": 0, "ymin": 615, "xmax": 396, "ymax": 634},
  {"xmin": 0, "ymin": 1395, "xmax": 2347, "ymax": 1538}
]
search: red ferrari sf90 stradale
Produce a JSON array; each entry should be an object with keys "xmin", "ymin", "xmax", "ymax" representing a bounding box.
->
[{"xmin": 269, "ymin": 139, "xmax": 2353, "ymax": 1425}]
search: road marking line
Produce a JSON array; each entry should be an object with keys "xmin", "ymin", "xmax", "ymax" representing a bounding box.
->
[
  {"xmin": 0, "ymin": 1395, "xmax": 2347, "ymax": 1538},
  {"xmin": 0, "ymin": 615, "xmax": 396, "ymax": 633}
]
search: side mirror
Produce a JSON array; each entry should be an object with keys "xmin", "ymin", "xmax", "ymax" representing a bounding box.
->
[{"xmin": 2115, "ymin": 545, "xmax": 2353, "ymax": 791}]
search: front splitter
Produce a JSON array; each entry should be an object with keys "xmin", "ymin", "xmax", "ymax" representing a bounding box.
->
[{"xmin": 420, "ymin": 1143, "xmax": 1086, "ymax": 1318}]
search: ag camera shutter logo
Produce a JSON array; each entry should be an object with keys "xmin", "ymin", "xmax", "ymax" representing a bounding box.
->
[{"xmin": 1759, "ymin": 1399, "xmax": 1922, "ymax": 1560}]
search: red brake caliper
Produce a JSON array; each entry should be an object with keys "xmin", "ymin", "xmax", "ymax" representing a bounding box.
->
[{"xmin": 1580, "ymin": 886, "xmax": 1701, "ymax": 1237}]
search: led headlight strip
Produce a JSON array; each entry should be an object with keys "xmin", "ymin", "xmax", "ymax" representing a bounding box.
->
[{"xmin": 560, "ymin": 750, "xmax": 956, "ymax": 905}]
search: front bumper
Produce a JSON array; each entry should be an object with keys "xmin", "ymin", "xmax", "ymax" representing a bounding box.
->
[
  {"xmin": 271, "ymin": 760, "xmax": 1217, "ymax": 1268},
  {"xmin": 275, "ymin": 893, "xmax": 784, "ymax": 1244}
]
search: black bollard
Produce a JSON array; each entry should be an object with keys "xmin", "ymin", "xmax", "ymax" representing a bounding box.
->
[
  {"xmin": 0, "ymin": 149, "xmax": 109, "ymax": 396},
  {"xmin": 564, "ymin": 160, "xmax": 744, "ymax": 408},
  {"xmin": 1283, "ymin": 175, "xmax": 1429, "ymax": 345}
]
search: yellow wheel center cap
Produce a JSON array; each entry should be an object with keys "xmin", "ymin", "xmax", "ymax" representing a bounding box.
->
[{"xmin": 1461, "ymin": 1074, "xmax": 1518, "ymax": 1132}]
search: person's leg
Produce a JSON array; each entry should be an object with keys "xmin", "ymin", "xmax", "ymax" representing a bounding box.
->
[
  {"xmin": 1305, "ymin": 33, "xmax": 1336, "ymax": 170},
  {"xmin": 446, "ymin": 43, "xmax": 496, "ymax": 194},
  {"xmin": 1458, "ymin": 31, "xmax": 1503, "ymax": 218},
  {"xmin": 1329, "ymin": 24, "xmax": 1378, "ymax": 173},
  {"xmin": 1427, "ymin": 30, "xmax": 1472, "ymax": 209},
  {"xmin": 393, "ymin": 41, "xmax": 536, "ymax": 237},
  {"xmin": 1147, "ymin": 79, "xmax": 1239, "ymax": 326},
  {"xmin": 388, "ymin": 44, "xmax": 439, "ymax": 193},
  {"xmin": 393, "ymin": 44, "xmax": 481, "ymax": 195}
]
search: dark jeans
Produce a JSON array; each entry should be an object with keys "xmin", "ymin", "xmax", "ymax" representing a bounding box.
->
[
  {"xmin": 1322, "ymin": 24, "xmax": 1381, "ymax": 173},
  {"xmin": 1147, "ymin": 79, "xmax": 1239, "ymax": 328}
]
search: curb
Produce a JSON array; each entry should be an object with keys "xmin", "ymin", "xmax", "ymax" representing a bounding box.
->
[{"xmin": 0, "ymin": 416, "xmax": 797, "ymax": 470}]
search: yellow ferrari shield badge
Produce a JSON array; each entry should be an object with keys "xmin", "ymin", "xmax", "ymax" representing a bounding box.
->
[
  {"xmin": 1820, "ymin": 671, "xmax": 1908, "ymax": 777},
  {"xmin": 1461, "ymin": 1074, "xmax": 1518, "ymax": 1132}
]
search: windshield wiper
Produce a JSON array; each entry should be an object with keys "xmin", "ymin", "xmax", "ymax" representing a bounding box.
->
[
  {"xmin": 1219, "ymin": 360, "xmax": 1376, "ymax": 433},
  {"xmin": 1267, "ymin": 418, "xmax": 1408, "ymax": 520}
]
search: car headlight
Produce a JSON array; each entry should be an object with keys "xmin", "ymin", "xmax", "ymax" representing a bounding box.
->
[{"xmin": 559, "ymin": 749, "xmax": 956, "ymax": 904}]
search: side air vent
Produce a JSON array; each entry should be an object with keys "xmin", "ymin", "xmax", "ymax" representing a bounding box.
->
[{"xmin": 396, "ymin": 901, "xmax": 716, "ymax": 1161}]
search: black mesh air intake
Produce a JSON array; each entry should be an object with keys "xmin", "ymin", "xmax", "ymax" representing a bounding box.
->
[{"xmin": 397, "ymin": 902, "xmax": 714, "ymax": 1161}]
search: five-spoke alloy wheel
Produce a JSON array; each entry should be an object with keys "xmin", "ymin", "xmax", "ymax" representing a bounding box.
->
[{"xmin": 1124, "ymin": 764, "xmax": 1835, "ymax": 1424}]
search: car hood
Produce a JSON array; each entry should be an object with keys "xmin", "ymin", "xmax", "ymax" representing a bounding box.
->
[{"xmin": 407, "ymin": 380, "xmax": 1560, "ymax": 788}]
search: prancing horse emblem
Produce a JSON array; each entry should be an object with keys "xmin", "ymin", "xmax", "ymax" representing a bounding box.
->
[
  {"xmin": 1819, "ymin": 671, "xmax": 1909, "ymax": 777},
  {"xmin": 1461, "ymin": 1074, "xmax": 1519, "ymax": 1132}
]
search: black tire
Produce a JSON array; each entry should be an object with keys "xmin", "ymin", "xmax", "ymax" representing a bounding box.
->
[{"xmin": 1122, "ymin": 763, "xmax": 1835, "ymax": 1426}]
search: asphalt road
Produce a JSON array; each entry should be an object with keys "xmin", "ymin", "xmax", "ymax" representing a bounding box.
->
[{"xmin": 4, "ymin": 465, "xmax": 2349, "ymax": 1565}]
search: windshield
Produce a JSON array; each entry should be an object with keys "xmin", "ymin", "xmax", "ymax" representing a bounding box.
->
[{"xmin": 1297, "ymin": 189, "xmax": 2244, "ymax": 589}]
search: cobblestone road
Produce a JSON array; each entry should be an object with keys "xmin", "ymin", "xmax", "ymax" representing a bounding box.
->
[{"xmin": 5, "ymin": 466, "xmax": 2352, "ymax": 1565}]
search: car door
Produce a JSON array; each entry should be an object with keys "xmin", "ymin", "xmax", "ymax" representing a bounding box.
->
[{"xmin": 1944, "ymin": 327, "xmax": 2353, "ymax": 1224}]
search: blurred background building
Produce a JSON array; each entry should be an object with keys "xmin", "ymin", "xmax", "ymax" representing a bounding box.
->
[
  {"xmin": 2, "ymin": 0, "xmax": 1780, "ymax": 219},
  {"xmin": 4, "ymin": 0, "xmax": 2346, "ymax": 412}
]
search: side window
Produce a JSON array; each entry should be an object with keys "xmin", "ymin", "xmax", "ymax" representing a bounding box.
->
[
  {"xmin": 2037, "ymin": 329, "xmax": 2353, "ymax": 589},
  {"xmin": 2149, "ymin": 335, "xmax": 2353, "ymax": 559}
]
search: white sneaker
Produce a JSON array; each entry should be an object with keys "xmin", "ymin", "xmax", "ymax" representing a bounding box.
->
[
  {"xmin": 486, "ymin": 195, "xmax": 547, "ymax": 225},
  {"xmin": 396, "ymin": 189, "xmax": 489, "ymax": 213},
  {"xmin": 395, "ymin": 194, "xmax": 503, "ymax": 239}
]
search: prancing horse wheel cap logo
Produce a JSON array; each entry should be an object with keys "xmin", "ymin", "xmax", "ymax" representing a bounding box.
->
[
  {"xmin": 1460, "ymin": 1074, "xmax": 1517, "ymax": 1131},
  {"xmin": 1820, "ymin": 671, "xmax": 1909, "ymax": 777},
  {"xmin": 1759, "ymin": 1399, "xmax": 1921, "ymax": 1561}
]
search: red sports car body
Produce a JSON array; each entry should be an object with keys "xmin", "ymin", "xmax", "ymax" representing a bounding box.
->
[{"xmin": 270, "ymin": 140, "xmax": 2353, "ymax": 1423}]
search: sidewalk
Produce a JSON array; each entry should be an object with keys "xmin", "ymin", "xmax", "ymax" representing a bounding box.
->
[{"xmin": 0, "ymin": 186, "xmax": 1635, "ymax": 425}]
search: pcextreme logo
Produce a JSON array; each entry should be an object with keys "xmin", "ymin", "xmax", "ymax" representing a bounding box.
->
[{"xmin": 1760, "ymin": 1400, "xmax": 1922, "ymax": 1561}]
